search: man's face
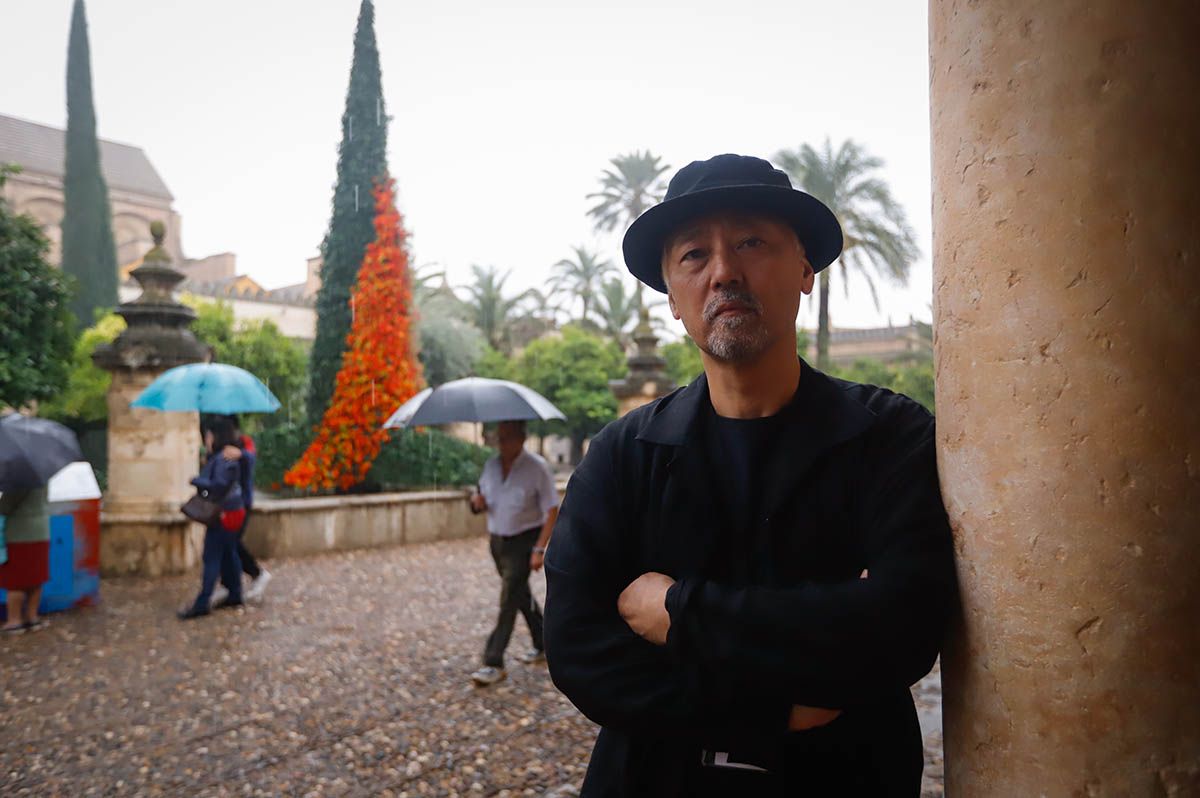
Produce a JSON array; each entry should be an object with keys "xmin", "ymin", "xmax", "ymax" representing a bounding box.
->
[
  {"xmin": 661, "ymin": 211, "xmax": 815, "ymax": 364},
  {"xmin": 496, "ymin": 422, "xmax": 526, "ymax": 460}
]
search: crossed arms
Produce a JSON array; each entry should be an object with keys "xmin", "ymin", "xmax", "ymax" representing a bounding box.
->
[{"xmin": 543, "ymin": 429, "xmax": 955, "ymax": 738}]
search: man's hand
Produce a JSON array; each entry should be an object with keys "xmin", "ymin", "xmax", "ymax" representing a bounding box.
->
[
  {"xmin": 530, "ymin": 551, "xmax": 545, "ymax": 572},
  {"xmin": 618, "ymin": 572, "xmax": 675, "ymax": 646},
  {"xmin": 469, "ymin": 492, "xmax": 487, "ymax": 513},
  {"xmin": 222, "ymin": 445, "xmax": 243, "ymax": 461},
  {"xmin": 788, "ymin": 705, "xmax": 843, "ymax": 731}
]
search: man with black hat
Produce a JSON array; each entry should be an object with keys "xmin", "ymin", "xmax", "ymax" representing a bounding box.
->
[{"xmin": 544, "ymin": 154, "xmax": 956, "ymax": 796}]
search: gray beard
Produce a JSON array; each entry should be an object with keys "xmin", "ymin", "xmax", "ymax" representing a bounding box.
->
[{"xmin": 701, "ymin": 314, "xmax": 772, "ymax": 363}]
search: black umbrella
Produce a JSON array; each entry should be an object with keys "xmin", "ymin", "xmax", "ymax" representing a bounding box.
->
[
  {"xmin": 0, "ymin": 413, "xmax": 84, "ymax": 491},
  {"xmin": 382, "ymin": 378, "xmax": 566, "ymax": 429}
]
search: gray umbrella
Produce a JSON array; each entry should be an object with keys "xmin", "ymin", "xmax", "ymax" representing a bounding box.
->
[
  {"xmin": 0, "ymin": 413, "xmax": 84, "ymax": 491},
  {"xmin": 382, "ymin": 377, "xmax": 566, "ymax": 429}
]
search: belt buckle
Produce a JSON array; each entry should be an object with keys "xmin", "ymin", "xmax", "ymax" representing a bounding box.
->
[{"xmin": 700, "ymin": 749, "xmax": 770, "ymax": 772}]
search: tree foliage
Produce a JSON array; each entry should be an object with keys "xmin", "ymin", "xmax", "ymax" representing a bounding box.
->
[
  {"xmin": 456, "ymin": 264, "xmax": 536, "ymax": 354},
  {"xmin": 181, "ymin": 298, "xmax": 309, "ymax": 430},
  {"xmin": 830, "ymin": 358, "xmax": 935, "ymax": 413},
  {"xmin": 474, "ymin": 345, "xmax": 517, "ymax": 382},
  {"xmin": 775, "ymin": 139, "xmax": 919, "ymax": 369},
  {"xmin": 587, "ymin": 150, "xmax": 670, "ymax": 234},
  {"xmin": 0, "ymin": 167, "xmax": 75, "ymax": 408},
  {"xmin": 40, "ymin": 312, "xmax": 124, "ymax": 422},
  {"xmin": 661, "ymin": 337, "xmax": 704, "ymax": 386},
  {"xmin": 551, "ymin": 245, "xmax": 614, "ymax": 325},
  {"xmin": 587, "ymin": 150, "xmax": 670, "ymax": 309},
  {"xmin": 594, "ymin": 277, "xmax": 639, "ymax": 348},
  {"xmin": 514, "ymin": 326, "xmax": 624, "ymax": 462},
  {"xmin": 256, "ymin": 422, "xmax": 491, "ymax": 494},
  {"xmin": 416, "ymin": 307, "xmax": 485, "ymax": 387},
  {"xmin": 61, "ymin": 0, "xmax": 118, "ymax": 328},
  {"xmin": 287, "ymin": 179, "xmax": 423, "ymax": 492},
  {"xmin": 308, "ymin": 0, "xmax": 390, "ymax": 423}
]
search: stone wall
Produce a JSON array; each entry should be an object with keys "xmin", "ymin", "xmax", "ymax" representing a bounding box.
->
[
  {"xmin": 101, "ymin": 485, "xmax": 570, "ymax": 577},
  {"xmin": 100, "ymin": 513, "xmax": 204, "ymax": 578},
  {"xmin": 242, "ymin": 490, "xmax": 489, "ymax": 560}
]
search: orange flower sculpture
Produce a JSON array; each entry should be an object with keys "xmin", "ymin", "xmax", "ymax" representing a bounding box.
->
[{"xmin": 285, "ymin": 178, "xmax": 424, "ymax": 492}]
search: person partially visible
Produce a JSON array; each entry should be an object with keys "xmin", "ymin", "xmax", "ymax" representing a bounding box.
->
[
  {"xmin": 0, "ymin": 486, "xmax": 51, "ymax": 634},
  {"xmin": 211, "ymin": 414, "xmax": 271, "ymax": 606},
  {"xmin": 178, "ymin": 417, "xmax": 246, "ymax": 620},
  {"xmin": 468, "ymin": 420, "xmax": 560, "ymax": 687}
]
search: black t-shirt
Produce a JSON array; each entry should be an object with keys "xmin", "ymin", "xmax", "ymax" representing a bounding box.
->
[{"xmin": 702, "ymin": 387, "xmax": 800, "ymax": 585}]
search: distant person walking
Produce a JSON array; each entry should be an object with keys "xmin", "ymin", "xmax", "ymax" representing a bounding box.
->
[
  {"xmin": 0, "ymin": 487, "xmax": 51, "ymax": 633},
  {"xmin": 211, "ymin": 415, "xmax": 271, "ymax": 605},
  {"xmin": 179, "ymin": 417, "xmax": 246, "ymax": 620},
  {"xmin": 468, "ymin": 420, "xmax": 559, "ymax": 686}
]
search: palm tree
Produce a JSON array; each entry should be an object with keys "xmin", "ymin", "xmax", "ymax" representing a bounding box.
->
[
  {"xmin": 775, "ymin": 138, "xmax": 920, "ymax": 369},
  {"xmin": 587, "ymin": 150, "xmax": 671, "ymax": 232},
  {"xmin": 594, "ymin": 277, "xmax": 639, "ymax": 348},
  {"xmin": 551, "ymin": 245, "xmax": 615, "ymax": 324},
  {"xmin": 587, "ymin": 151, "xmax": 671, "ymax": 304},
  {"xmin": 457, "ymin": 264, "xmax": 536, "ymax": 353}
]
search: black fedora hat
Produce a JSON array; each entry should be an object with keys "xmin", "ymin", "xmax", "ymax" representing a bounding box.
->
[{"xmin": 622, "ymin": 153, "xmax": 843, "ymax": 294}]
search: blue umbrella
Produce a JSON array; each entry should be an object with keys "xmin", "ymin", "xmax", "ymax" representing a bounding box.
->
[
  {"xmin": 131, "ymin": 363, "xmax": 281, "ymax": 414},
  {"xmin": 382, "ymin": 378, "xmax": 565, "ymax": 429}
]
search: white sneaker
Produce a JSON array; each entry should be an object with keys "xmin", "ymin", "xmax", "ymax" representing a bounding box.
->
[
  {"xmin": 518, "ymin": 647, "xmax": 546, "ymax": 665},
  {"xmin": 245, "ymin": 569, "xmax": 272, "ymax": 601},
  {"xmin": 209, "ymin": 584, "xmax": 230, "ymax": 608},
  {"xmin": 470, "ymin": 666, "xmax": 507, "ymax": 686}
]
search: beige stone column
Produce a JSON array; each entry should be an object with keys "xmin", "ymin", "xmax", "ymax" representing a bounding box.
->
[
  {"xmin": 104, "ymin": 370, "xmax": 199, "ymax": 516},
  {"xmin": 930, "ymin": 2, "xmax": 1200, "ymax": 794}
]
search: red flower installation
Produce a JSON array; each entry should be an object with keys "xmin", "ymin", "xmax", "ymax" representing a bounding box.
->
[{"xmin": 285, "ymin": 178, "xmax": 424, "ymax": 492}]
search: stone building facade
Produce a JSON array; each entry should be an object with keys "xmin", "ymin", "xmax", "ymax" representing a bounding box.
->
[{"xmin": 0, "ymin": 112, "xmax": 317, "ymax": 340}]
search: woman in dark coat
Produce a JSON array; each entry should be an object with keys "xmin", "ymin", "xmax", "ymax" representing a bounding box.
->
[{"xmin": 178, "ymin": 417, "xmax": 246, "ymax": 620}]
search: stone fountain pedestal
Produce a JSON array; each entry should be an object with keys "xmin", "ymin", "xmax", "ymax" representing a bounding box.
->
[
  {"xmin": 609, "ymin": 309, "xmax": 678, "ymax": 418},
  {"xmin": 93, "ymin": 222, "xmax": 210, "ymax": 576}
]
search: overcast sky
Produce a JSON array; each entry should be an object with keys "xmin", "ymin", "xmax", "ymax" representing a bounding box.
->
[{"xmin": 1, "ymin": 0, "xmax": 933, "ymax": 333}]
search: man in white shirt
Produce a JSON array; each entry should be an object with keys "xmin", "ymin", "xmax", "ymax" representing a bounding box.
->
[{"xmin": 468, "ymin": 420, "xmax": 560, "ymax": 686}]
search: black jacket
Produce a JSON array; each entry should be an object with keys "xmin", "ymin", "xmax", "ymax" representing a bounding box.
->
[{"xmin": 545, "ymin": 363, "xmax": 956, "ymax": 797}]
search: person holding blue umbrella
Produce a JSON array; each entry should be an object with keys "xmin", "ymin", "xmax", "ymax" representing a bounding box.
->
[{"xmin": 178, "ymin": 416, "xmax": 247, "ymax": 620}]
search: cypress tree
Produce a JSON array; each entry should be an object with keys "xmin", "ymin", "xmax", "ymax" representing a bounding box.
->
[
  {"xmin": 61, "ymin": 0, "xmax": 118, "ymax": 328},
  {"xmin": 307, "ymin": 0, "xmax": 390, "ymax": 423}
]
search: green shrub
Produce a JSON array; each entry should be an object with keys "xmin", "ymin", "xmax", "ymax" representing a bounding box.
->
[{"xmin": 252, "ymin": 422, "xmax": 492, "ymax": 495}]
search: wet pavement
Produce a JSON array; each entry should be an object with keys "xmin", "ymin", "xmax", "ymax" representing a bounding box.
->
[{"xmin": 1, "ymin": 538, "xmax": 943, "ymax": 796}]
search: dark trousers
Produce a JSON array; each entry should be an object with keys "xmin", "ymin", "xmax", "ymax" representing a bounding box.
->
[
  {"xmin": 224, "ymin": 509, "xmax": 260, "ymax": 582},
  {"xmin": 483, "ymin": 528, "xmax": 544, "ymax": 667},
  {"xmin": 194, "ymin": 524, "xmax": 243, "ymax": 611}
]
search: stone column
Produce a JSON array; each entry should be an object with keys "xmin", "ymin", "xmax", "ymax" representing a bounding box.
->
[
  {"xmin": 930, "ymin": 2, "xmax": 1200, "ymax": 794},
  {"xmin": 94, "ymin": 221, "xmax": 210, "ymax": 576}
]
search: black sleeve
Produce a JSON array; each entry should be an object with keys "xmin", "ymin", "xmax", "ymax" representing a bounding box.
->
[
  {"xmin": 665, "ymin": 412, "xmax": 957, "ymax": 710},
  {"xmin": 544, "ymin": 426, "xmax": 790, "ymax": 737}
]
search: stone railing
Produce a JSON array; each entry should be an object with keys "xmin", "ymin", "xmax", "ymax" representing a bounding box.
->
[
  {"xmin": 243, "ymin": 489, "xmax": 487, "ymax": 560},
  {"xmin": 101, "ymin": 484, "xmax": 570, "ymax": 577}
]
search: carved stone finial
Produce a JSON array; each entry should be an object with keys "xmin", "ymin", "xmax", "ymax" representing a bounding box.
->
[
  {"xmin": 143, "ymin": 220, "xmax": 169, "ymax": 264},
  {"xmin": 92, "ymin": 220, "xmax": 207, "ymax": 372}
]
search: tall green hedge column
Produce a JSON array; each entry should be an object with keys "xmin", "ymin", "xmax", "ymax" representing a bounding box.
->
[
  {"xmin": 61, "ymin": 0, "xmax": 118, "ymax": 328},
  {"xmin": 307, "ymin": 0, "xmax": 389, "ymax": 423}
]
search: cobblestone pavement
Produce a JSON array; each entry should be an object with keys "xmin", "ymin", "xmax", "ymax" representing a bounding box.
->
[{"xmin": 1, "ymin": 538, "xmax": 943, "ymax": 796}]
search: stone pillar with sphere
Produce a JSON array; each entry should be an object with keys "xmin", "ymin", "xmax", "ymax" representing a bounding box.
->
[{"xmin": 93, "ymin": 221, "xmax": 210, "ymax": 577}]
